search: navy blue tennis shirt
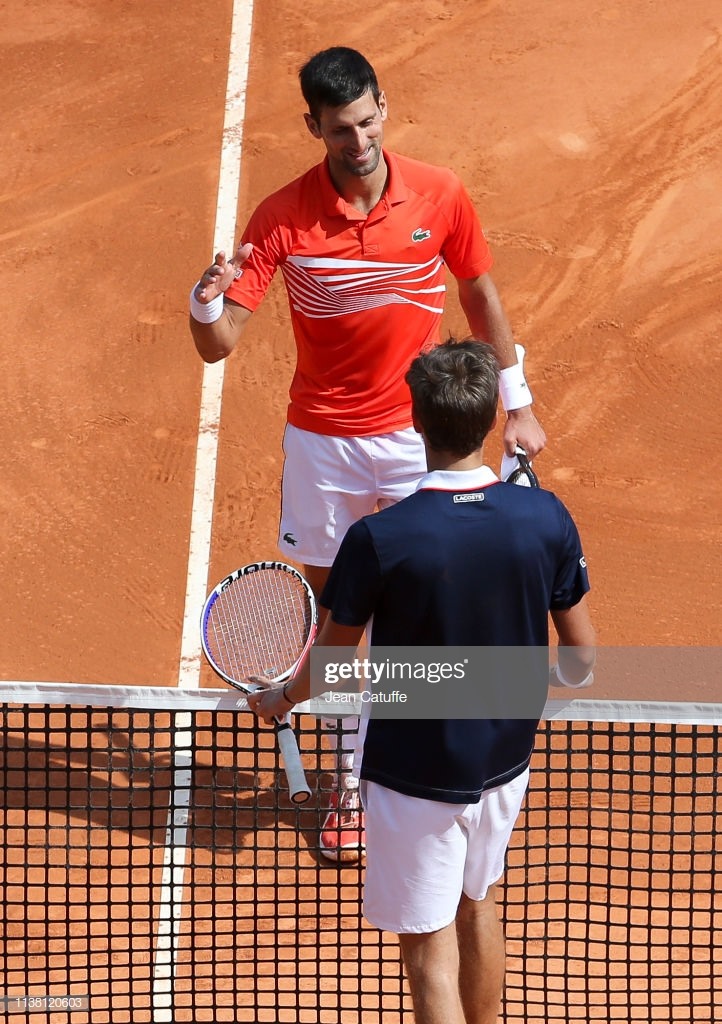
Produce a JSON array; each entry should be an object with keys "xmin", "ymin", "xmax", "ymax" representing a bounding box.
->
[{"xmin": 320, "ymin": 466, "xmax": 590, "ymax": 803}]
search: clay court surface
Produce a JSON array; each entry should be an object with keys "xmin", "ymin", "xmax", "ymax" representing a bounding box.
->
[
  {"xmin": 1, "ymin": 2, "xmax": 721, "ymax": 1022},
  {"xmin": 2, "ymin": 0, "xmax": 720, "ymax": 690}
]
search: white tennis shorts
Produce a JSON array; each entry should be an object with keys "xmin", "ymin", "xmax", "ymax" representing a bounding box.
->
[
  {"xmin": 278, "ymin": 424, "xmax": 427, "ymax": 566},
  {"xmin": 361, "ymin": 769, "xmax": 530, "ymax": 934}
]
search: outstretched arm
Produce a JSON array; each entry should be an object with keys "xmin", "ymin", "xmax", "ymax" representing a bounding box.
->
[
  {"xmin": 457, "ymin": 273, "xmax": 546, "ymax": 457},
  {"xmin": 189, "ymin": 242, "xmax": 255, "ymax": 363}
]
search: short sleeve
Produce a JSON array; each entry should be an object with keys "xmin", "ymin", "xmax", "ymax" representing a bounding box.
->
[
  {"xmin": 439, "ymin": 175, "xmax": 493, "ymax": 280},
  {"xmin": 549, "ymin": 502, "xmax": 591, "ymax": 610},
  {"xmin": 320, "ymin": 520, "xmax": 383, "ymax": 626},
  {"xmin": 224, "ymin": 200, "xmax": 287, "ymax": 311}
]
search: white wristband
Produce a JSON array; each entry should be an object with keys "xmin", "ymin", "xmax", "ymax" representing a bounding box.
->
[
  {"xmin": 499, "ymin": 361, "xmax": 532, "ymax": 411},
  {"xmin": 189, "ymin": 284, "xmax": 224, "ymax": 324},
  {"xmin": 552, "ymin": 663, "xmax": 594, "ymax": 689}
]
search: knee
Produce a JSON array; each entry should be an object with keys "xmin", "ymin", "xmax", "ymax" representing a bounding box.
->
[
  {"xmin": 398, "ymin": 925, "xmax": 459, "ymax": 978},
  {"xmin": 458, "ymin": 884, "xmax": 498, "ymax": 918}
]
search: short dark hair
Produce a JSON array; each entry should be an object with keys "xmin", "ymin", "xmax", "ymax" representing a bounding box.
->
[
  {"xmin": 299, "ymin": 47, "xmax": 380, "ymax": 121},
  {"xmin": 406, "ymin": 340, "xmax": 499, "ymax": 458}
]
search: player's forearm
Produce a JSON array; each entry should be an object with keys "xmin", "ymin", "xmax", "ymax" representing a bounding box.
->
[
  {"xmin": 551, "ymin": 601, "xmax": 596, "ymax": 686},
  {"xmin": 189, "ymin": 298, "xmax": 253, "ymax": 363},
  {"xmin": 555, "ymin": 645, "xmax": 596, "ymax": 686},
  {"xmin": 189, "ymin": 244, "xmax": 255, "ymax": 362},
  {"xmin": 283, "ymin": 618, "xmax": 366, "ymax": 706},
  {"xmin": 458, "ymin": 273, "xmax": 545, "ymax": 454},
  {"xmin": 282, "ymin": 651, "xmax": 313, "ymax": 706},
  {"xmin": 457, "ymin": 274, "xmax": 517, "ymax": 368},
  {"xmin": 189, "ymin": 313, "xmax": 238, "ymax": 363}
]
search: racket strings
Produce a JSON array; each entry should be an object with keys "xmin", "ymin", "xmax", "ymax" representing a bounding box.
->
[{"xmin": 206, "ymin": 571, "xmax": 312, "ymax": 682}]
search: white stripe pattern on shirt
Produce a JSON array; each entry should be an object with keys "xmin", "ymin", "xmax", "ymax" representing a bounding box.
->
[{"xmin": 282, "ymin": 254, "xmax": 446, "ymax": 319}]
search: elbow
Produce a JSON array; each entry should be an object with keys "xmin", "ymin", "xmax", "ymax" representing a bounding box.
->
[
  {"xmin": 192, "ymin": 338, "xmax": 231, "ymax": 364},
  {"xmin": 189, "ymin": 317, "xmax": 235, "ymax": 364},
  {"xmin": 197, "ymin": 347, "xmax": 229, "ymax": 365}
]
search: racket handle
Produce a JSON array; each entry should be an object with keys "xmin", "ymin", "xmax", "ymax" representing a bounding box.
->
[{"xmin": 275, "ymin": 718, "xmax": 312, "ymax": 804}]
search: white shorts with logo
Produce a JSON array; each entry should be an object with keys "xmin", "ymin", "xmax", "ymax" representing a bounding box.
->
[
  {"xmin": 278, "ymin": 424, "xmax": 428, "ymax": 566},
  {"xmin": 360, "ymin": 769, "xmax": 530, "ymax": 934}
]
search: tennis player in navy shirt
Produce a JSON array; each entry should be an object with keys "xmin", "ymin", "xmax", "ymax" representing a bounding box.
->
[{"xmin": 249, "ymin": 339, "xmax": 595, "ymax": 1024}]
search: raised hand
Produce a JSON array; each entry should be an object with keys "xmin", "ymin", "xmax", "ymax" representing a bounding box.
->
[{"xmin": 195, "ymin": 242, "xmax": 254, "ymax": 303}]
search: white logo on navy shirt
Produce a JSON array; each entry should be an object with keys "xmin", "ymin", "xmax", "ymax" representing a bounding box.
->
[{"xmin": 453, "ymin": 493, "xmax": 485, "ymax": 503}]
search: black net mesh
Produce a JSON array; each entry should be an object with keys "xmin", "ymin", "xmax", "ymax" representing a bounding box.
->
[{"xmin": 1, "ymin": 697, "xmax": 720, "ymax": 1023}]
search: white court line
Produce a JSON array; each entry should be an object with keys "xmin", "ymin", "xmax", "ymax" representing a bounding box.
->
[{"xmin": 152, "ymin": 4, "xmax": 255, "ymax": 1020}]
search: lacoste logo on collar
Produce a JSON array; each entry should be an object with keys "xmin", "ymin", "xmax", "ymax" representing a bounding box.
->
[{"xmin": 411, "ymin": 228, "xmax": 432, "ymax": 242}]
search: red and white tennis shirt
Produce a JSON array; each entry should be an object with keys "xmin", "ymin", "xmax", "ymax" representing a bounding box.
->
[{"xmin": 226, "ymin": 150, "xmax": 493, "ymax": 436}]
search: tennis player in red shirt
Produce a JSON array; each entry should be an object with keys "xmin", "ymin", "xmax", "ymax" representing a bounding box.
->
[{"xmin": 190, "ymin": 47, "xmax": 546, "ymax": 861}]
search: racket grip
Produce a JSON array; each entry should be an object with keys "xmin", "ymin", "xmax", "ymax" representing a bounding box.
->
[{"xmin": 275, "ymin": 719, "xmax": 312, "ymax": 804}]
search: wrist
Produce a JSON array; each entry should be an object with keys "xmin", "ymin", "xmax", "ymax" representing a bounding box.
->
[
  {"xmin": 499, "ymin": 360, "xmax": 532, "ymax": 411},
  {"xmin": 189, "ymin": 283, "xmax": 224, "ymax": 324},
  {"xmin": 281, "ymin": 680, "xmax": 296, "ymax": 706},
  {"xmin": 506, "ymin": 405, "xmax": 534, "ymax": 420},
  {"xmin": 551, "ymin": 663, "xmax": 594, "ymax": 689}
]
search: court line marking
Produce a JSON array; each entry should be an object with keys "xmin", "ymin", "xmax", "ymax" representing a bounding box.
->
[
  {"xmin": 152, "ymin": 4, "xmax": 254, "ymax": 1020},
  {"xmin": 177, "ymin": 11, "xmax": 252, "ymax": 695}
]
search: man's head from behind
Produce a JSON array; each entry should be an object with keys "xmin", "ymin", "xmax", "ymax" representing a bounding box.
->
[
  {"xmin": 299, "ymin": 47, "xmax": 380, "ymax": 122},
  {"xmin": 406, "ymin": 340, "xmax": 499, "ymax": 459}
]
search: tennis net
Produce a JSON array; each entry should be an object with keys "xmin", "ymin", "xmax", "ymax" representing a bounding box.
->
[{"xmin": 1, "ymin": 683, "xmax": 720, "ymax": 1023}]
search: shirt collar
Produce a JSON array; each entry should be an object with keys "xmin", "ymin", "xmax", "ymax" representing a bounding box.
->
[
  {"xmin": 319, "ymin": 149, "xmax": 409, "ymax": 221},
  {"xmin": 383, "ymin": 150, "xmax": 411, "ymax": 205},
  {"xmin": 415, "ymin": 466, "xmax": 500, "ymax": 492}
]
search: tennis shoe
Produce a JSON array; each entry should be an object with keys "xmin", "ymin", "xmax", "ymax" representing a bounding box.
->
[{"xmin": 320, "ymin": 779, "xmax": 366, "ymax": 863}]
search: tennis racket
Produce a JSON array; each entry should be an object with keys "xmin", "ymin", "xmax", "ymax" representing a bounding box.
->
[
  {"xmin": 505, "ymin": 446, "xmax": 539, "ymax": 488},
  {"xmin": 200, "ymin": 561, "xmax": 316, "ymax": 803}
]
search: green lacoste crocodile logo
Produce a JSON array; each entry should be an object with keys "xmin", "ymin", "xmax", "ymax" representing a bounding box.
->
[{"xmin": 411, "ymin": 228, "xmax": 432, "ymax": 242}]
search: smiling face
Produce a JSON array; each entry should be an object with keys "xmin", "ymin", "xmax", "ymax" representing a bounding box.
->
[{"xmin": 304, "ymin": 89, "xmax": 388, "ymax": 183}]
